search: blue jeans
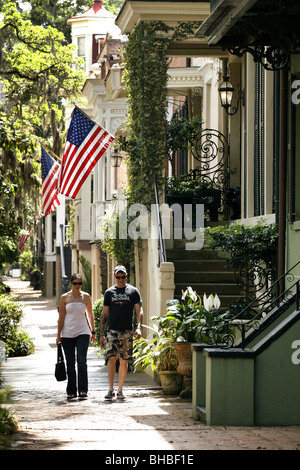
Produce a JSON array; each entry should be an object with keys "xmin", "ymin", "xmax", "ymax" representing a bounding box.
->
[{"xmin": 61, "ymin": 335, "xmax": 90, "ymax": 396}]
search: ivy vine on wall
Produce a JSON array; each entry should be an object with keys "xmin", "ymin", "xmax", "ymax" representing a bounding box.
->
[{"xmin": 119, "ymin": 20, "xmax": 200, "ymax": 208}]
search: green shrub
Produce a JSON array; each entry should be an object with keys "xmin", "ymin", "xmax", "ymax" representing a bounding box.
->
[
  {"xmin": 0, "ymin": 406, "xmax": 18, "ymax": 435},
  {"xmin": 92, "ymin": 297, "xmax": 104, "ymax": 347},
  {"xmin": 0, "ymin": 295, "xmax": 23, "ymax": 355},
  {"xmin": 8, "ymin": 330, "xmax": 35, "ymax": 357},
  {"xmin": 79, "ymin": 255, "xmax": 91, "ymax": 295},
  {"xmin": 205, "ymin": 221, "xmax": 278, "ymax": 269},
  {"xmin": 19, "ymin": 249, "xmax": 34, "ymax": 280},
  {"xmin": 0, "ymin": 279, "xmax": 10, "ymax": 294},
  {"xmin": 0, "ymin": 294, "xmax": 34, "ymax": 357},
  {"xmin": 0, "ymin": 387, "xmax": 18, "ymax": 449}
]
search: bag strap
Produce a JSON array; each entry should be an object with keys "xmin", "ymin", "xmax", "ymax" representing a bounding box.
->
[{"xmin": 57, "ymin": 343, "xmax": 64, "ymax": 362}]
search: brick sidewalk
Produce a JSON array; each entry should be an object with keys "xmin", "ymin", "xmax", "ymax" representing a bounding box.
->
[{"xmin": 2, "ymin": 280, "xmax": 300, "ymax": 451}]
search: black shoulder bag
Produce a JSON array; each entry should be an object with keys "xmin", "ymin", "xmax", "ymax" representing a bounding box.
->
[{"xmin": 55, "ymin": 343, "xmax": 67, "ymax": 381}]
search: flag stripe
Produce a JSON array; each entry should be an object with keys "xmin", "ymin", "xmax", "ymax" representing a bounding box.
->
[
  {"xmin": 43, "ymin": 167, "xmax": 59, "ymax": 199},
  {"xmin": 43, "ymin": 174, "xmax": 60, "ymax": 215},
  {"xmin": 41, "ymin": 146, "xmax": 61, "ymax": 217},
  {"xmin": 44, "ymin": 188, "xmax": 60, "ymax": 216}
]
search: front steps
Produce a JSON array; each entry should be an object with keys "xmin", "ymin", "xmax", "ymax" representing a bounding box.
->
[{"xmin": 166, "ymin": 240, "xmax": 243, "ymax": 307}]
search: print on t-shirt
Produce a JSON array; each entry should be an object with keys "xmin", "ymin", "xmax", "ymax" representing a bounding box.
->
[{"xmin": 111, "ymin": 292, "xmax": 131, "ymax": 307}]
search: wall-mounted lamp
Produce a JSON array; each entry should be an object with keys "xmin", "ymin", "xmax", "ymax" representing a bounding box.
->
[
  {"xmin": 111, "ymin": 148, "xmax": 123, "ymax": 167},
  {"xmin": 218, "ymin": 61, "xmax": 244, "ymax": 116}
]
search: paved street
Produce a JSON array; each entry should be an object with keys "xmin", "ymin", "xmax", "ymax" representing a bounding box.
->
[{"xmin": 1, "ymin": 279, "xmax": 300, "ymax": 453}]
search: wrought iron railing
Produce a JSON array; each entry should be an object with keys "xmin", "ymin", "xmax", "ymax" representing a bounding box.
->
[
  {"xmin": 197, "ymin": 260, "xmax": 300, "ymax": 349},
  {"xmin": 167, "ymin": 127, "xmax": 241, "ymax": 221},
  {"xmin": 187, "ymin": 128, "xmax": 233, "ymax": 220},
  {"xmin": 189, "ymin": 128, "xmax": 229, "ymax": 187},
  {"xmin": 231, "ymin": 255, "xmax": 276, "ymax": 305}
]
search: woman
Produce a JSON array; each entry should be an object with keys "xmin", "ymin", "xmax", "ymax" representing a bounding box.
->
[{"xmin": 56, "ymin": 273, "xmax": 96, "ymax": 399}]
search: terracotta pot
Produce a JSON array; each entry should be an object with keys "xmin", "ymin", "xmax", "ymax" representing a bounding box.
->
[
  {"xmin": 158, "ymin": 370, "xmax": 183, "ymax": 395},
  {"xmin": 173, "ymin": 342, "xmax": 192, "ymax": 398}
]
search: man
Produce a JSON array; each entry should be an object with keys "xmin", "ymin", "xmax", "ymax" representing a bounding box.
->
[{"xmin": 100, "ymin": 265, "xmax": 143, "ymax": 400}]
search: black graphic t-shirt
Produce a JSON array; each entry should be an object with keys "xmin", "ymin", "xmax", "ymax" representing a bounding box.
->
[{"xmin": 103, "ymin": 284, "xmax": 142, "ymax": 331}]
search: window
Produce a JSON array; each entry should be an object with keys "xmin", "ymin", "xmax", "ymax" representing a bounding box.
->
[
  {"xmin": 173, "ymin": 97, "xmax": 189, "ymax": 177},
  {"xmin": 77, "ymin": 37, "xmax": 86, "ymax": 63}
]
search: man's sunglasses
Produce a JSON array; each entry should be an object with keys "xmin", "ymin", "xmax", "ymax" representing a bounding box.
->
[
  {"xmin": 72, "ymin": 282, "xmax": 82, "ymax": 285},
  {"xmin": 116, "ymin": 275, "xmax": 126, "ymax": 279}
]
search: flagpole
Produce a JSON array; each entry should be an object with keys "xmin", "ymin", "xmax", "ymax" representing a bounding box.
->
[{"xmin": 41, "ymin": 144, "xmax": 62, "ymax": 163}]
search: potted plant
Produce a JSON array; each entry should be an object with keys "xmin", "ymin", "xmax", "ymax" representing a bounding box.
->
[
  {"xmin": 155, "ymin": 287, "xmax": 221, "ymax": 398},
  {"xmin": 133, "ymin": 322, "xmax": 183, "ymax": 395}
]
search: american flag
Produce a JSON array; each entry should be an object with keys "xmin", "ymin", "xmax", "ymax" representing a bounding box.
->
[
  {"xmin": 41, "ymin": 146, "xmax": 61, "ymax": 216},
  {"xmin": 57, "ymin": 107, "xmax": 114, "ymax": 199},
  {"xmin": 18, "ymin": 230, "xmax": 31, "ymax": 253}
]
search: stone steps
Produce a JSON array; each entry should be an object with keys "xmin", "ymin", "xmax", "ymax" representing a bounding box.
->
[{"xmin": 167, "ymin": 242, "xmax": 243, "ymax": 307}]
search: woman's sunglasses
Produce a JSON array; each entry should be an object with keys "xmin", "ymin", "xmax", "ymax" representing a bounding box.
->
[
  {"xmin": 115, "ymin": 275, "xmax": 126, "ymax": 279},
  {"xmin": 72, "ymin": 282, "xmax": 82, "ymax": 285}
]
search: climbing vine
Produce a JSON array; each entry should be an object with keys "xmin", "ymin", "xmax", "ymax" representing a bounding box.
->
[{"xmin": 119, "ymin": 20, "xmax": 200, "ymax": 207}]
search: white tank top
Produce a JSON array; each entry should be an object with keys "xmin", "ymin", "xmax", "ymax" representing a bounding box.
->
[{"xmin": 61, "ymin": 302, "xmax": 91, "ymax": 338}]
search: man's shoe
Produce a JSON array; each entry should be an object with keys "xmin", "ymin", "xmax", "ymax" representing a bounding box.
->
[
  {"xmin": 117, "ymin": 391, "xmax": 125, "ymax": 400},
  {"xmin": 105, "ymin": 390, "xmax": 115, "ymax": 400}
]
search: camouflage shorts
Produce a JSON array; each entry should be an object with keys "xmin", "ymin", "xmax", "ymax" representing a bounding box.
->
[{"xmin": 105, "ymin": 330, "xmax": 133, "ymax": 360}]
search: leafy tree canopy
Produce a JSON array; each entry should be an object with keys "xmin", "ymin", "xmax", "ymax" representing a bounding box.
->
[
  {"xmin": 0, "ymin": 0, "xmax": 122, "ymax": 266},
  {"xmin": 0, "ymin": 0, "xmax": 87, "ymax": 266}
]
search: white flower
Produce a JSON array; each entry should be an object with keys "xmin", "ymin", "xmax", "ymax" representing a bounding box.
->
[
  {"xmin": 204, "ymin": 293, "xmax": 221, "ymax": 311},
  {"xmin": 188, "ymin": 287, "xmax": 198, "ymax": 303},
  {"xmin": 185, "ymin": 286, "xmax": 197, "ymax": 302},
  {"xmin": 214, "ymin": 294, "xmax": 221, "ymax": 309},
  {"xmin": 203, "ymin": 293, "xmax": 213, "ymax": 312},
  {"xmin": 182, "ymin": 286, "xmax": 196, "ymax": 302}
]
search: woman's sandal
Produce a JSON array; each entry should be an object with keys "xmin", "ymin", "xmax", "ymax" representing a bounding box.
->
[
  {"xmin": 67, "ymin": 394, "xmax": 77, "ymax": 400},
  {"xmin": 79, "ymin": 392, "xmax": 88, "ymax": 399}
]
